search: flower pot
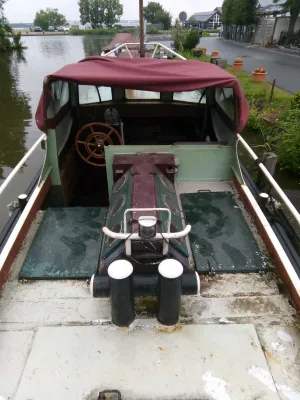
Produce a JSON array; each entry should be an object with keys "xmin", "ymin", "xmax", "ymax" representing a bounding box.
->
[
  {"xmin": 211, "ymin": 53, "xmax": 220, "ymax": 59},
  {"xmin": 200, "ymin": 48, "xmax": 206, "ymax": 56},
  {"xmin": 232, "ymin": 62, "xmax": 243, "ymax": 72},
  {"xmin": 252, "ymin": 71, "xmax": 267, "ymax": 82}
]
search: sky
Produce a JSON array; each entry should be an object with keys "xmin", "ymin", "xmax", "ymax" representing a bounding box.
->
[{"xmin": 4, "ymin": 0, "xmax": 222, "ymax": 23}]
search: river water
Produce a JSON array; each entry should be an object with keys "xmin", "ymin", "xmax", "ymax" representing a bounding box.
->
[
  {"xmin": 0, "ymin": 35, "xmax": 112, "ymax": 231},
  {"xmin": 0, "ymin": 35, "xmax": 298, "ymax": 233}
]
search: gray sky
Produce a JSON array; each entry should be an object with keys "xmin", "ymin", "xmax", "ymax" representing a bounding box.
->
[{"xmin": 4, "ymin": 0, "xmax": 221, "ymax": 23}]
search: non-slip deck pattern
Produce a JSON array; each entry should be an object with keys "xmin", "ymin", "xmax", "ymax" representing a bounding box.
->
[
  {"xmin": 19, "ymin": 207, "xmax": 106, "ymax": 279},
  {"xmin": 181, "ymin": 191, "xmax": 268, "ymax": 273}
]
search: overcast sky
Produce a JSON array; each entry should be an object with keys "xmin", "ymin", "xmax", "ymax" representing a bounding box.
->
[{"xmin": 4, "ymin": 0, "xmax": 222, "ymax": 23}]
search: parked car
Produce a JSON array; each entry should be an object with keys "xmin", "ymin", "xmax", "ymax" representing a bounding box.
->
[
  {"xmin": 63, "ymin": 26, "xmax": 71, "ymax": 32},
  {"xmin": 34, "ymin": 26, "xmax": 42, "ymax": 32},
  {"xmin": 48, "ymin": 26, "xmax": 55, "ymax": 32},
  {"xmin": 57, "ymin": 26, "xmax": 64, "ymax": 32}
]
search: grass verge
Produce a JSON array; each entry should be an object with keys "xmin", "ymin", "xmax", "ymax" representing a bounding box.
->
[{"xmin": 180, "ymin": 50, "xmax": 299, "ymax": 175}]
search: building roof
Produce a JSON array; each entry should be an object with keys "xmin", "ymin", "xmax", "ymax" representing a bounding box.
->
[{"xmin": 189, "ymin": 8, "xmax": 221, "ymax": 22}]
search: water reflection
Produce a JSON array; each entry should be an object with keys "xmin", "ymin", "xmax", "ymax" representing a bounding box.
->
[
  {"xmin": 0, "ymin": 51, "xmax": 31, "ymax": 180},
  {"xmin": 82, "ymin": 35, "xmax": 112, "ymax": 57},
  {"xmin": 40, "ymin": 38, "xmax": 70, "ymax": 59}
]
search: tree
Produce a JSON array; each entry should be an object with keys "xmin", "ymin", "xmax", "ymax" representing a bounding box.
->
[
  {"xmin": 274, "ymin": 0, "xmax": 300, "ymax": 44},
  {"xmin": 143, "ymin": 2, "xmax": 172, "ymax": 29},
  {"xmin": 34, "ymin": 8, "xmax": 67, "ymax": 30},
  {"xmin": 103, "ymin": 0, "xmax": 123, "ymax": 27},
  {"xmin": 243, "ymin": 0, "xmax": 259, "ymax": 25},
  {"xmin": 222, "ymin": 0, "xmax": 235, "ymax": 25},
  {"xmin": 187, "ymin": 17, "xmax": 198, "ymax": 25},
  {"xmin": 222, "ymin": 0, "xmax": 258, "ymax": 26},
  {"xmin": 78, "ymin": 0, "xmax": 123, "ymax": 28},
  {"xmin": 78, "ymin": 0, "xmax": 91, "ymax": 25}
]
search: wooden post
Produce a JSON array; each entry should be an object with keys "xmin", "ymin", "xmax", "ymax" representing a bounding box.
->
[
  {"xmin": 256, "ymin": 152, "xmax": 278, "ymax": 190},
  {"xmin": 269, "ymin": 79, "xmax": 276, "ymax": 103},
  {"xmin": 263, "ymin": 152, "xmax": 278, "ymax": 176},
  {"xmin": 139, "ymin": 0, "xmax": 145, "ymax": 58}
]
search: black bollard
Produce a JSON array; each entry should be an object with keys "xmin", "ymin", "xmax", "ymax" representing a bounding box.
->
[
  {"xmin": 18, "ymin": 194, "xmax": 28, "ymax": 211},
  {"xmin": 108, "ymin": 260, "xmax": 135, "ymax": 327},
  {"xmin": 157, "ymin": 259, "xmax": 183, "ymax": 326}
]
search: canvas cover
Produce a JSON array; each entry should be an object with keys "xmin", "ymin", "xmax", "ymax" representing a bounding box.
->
[{"xmin": 35, "ymin": 57, "xmax": 249, "ymax": 132}]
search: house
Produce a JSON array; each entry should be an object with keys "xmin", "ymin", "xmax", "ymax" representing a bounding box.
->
[
  {"xmin": 114, "ymin": 20, "xmax": 140, "ymax": 29},
  {"xmin": 253, "ymin": 0, "xmax": 300, "ymax": 45},
  {"xmin": 187, "ymin": 7, "xmax": 222, "ymax": 30}
]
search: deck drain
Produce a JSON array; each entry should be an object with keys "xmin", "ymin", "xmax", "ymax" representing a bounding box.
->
[{"xmin": 98, "ymin": 390, "xmax": 122, "ymax": 400}]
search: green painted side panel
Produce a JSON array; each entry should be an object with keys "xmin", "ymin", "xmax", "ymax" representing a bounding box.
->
[
  {"xmin": 105, "ymin": 144, "xmax": 235, "ymax": 195},
  {"xmin": 181, "ymin": 192, "xmax": 268, "ymax": 273},
  {"xmin": 40, "ymin": 130, "xmax": 61, "ymax": 185},
  {"xmin": 102, "ymin": 170, "xmax": 133, "ymax": 259},
  {"xmin": 19, "ymin": 207, "xmax": 107, "ymax": 279},
  {"xmin": 155, "ymin": 168, "xmax": 188, "ymax": 257}
]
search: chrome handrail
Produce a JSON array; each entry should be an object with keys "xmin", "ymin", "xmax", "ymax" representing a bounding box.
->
[
  {"xmin": 237, "ymin": 133, "xmax": 300, "ymax": 226},
  {"xmin": 0, "ymin": 134, "xmax": 46, "ymax": 197},
  {"xmin": 103, "ymin": 42, "xmax": 187, "ymax": 60}
]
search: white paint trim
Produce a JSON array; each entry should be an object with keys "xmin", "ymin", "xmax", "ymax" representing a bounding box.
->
[
  {"xmin": 240, "ymin": 183, "xmax": 300, "ymax": 298},
  {"xmin": 0, "ymin": 180, "xmax": 46, "ymax": 273},
  {"xmin": 104, "ymin": 42, "xmax": 187, "ymax": 60},
  {"xmin": 90, "ymin": 274, "xmax": 95, "ymax": 297},
  {"xmin": 195, "ymin": 272, "xmax": 201, "ymax": 295}
]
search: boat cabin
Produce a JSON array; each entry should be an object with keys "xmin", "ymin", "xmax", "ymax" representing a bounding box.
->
[{"xmin": 0, "ymin": 49, "xmax": 300, "ymax": 399}]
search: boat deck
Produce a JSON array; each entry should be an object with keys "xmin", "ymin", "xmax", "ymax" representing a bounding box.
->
[{"xmin": 0, "ymin": 182, "xmax": 300, "ymax": 399}]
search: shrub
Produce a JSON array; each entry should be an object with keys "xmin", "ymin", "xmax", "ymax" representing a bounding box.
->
[
  {"xmin": 69, "ymin": 27, "xmax": 137, "ymax": 36},
  {"xmin": 291, "ymin": 91, "xmax": 300, "ymax": 110},
  {"xmin": 269, "ymin": 109, "xmax": 300, "ymax": 173},
  {"xmin": 12, "ymin": 32, "xmax": 23, "ymax": 49},
  {"xmin": 147, "ymin": 27, "xmax": 159, "ymax": 34},
  {"xmin": 183, "ymin": 29, "xmax": 201, "ymax": 51}
]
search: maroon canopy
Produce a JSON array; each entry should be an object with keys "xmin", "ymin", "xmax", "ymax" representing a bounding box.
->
[{"xmin": 36, "ymin": 57, "xmax": 249, "ymax": 132}]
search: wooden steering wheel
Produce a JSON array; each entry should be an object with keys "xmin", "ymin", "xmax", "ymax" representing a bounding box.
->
[{"xmin": 75, "ymin": 122, "xmax": 122, "ymax": 167}]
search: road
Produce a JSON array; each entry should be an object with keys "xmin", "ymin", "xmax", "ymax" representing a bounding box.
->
[{"xmin": 201, "ymin": 37, "xmax": 300, "ymax": 93}]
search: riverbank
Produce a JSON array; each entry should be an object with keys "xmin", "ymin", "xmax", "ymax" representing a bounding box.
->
[
  {"xmin": 181, "ymin": 49, "xmax": 298, "ymax": 174},
  {"xmin": 18, "ymin": 31, "xmax": 69, "ymax": 36}
]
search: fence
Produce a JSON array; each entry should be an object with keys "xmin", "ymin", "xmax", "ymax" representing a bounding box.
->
[{"xmin": 222, "ymin": 25, "xmax": 256, "ymax": 43}]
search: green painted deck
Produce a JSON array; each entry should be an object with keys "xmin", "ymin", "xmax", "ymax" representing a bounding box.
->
[
  {"xmin": 19, "ymin": 207, "xmax": 107, "ymax": 279},
  {"xmin": 181, "ymin": 192, "xmax": 268, "ymax": 273}
]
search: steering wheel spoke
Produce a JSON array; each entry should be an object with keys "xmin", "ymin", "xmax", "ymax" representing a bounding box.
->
[{"xmin": 75, "ymin": 122, "xmax": 122, "ymax": 167}]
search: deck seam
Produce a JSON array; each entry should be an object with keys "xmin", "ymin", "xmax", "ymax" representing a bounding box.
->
[{"xmin": 11, "ymin": 328, "xmax": 37, "ymax": 399}]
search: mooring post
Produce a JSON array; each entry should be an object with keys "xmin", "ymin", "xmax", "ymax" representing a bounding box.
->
[
  {"xmin": 157, "ymin": 259, "xmax": 183, "ymax": 326},
  {"xmin": 108, "ymin": 260, "xmax": 135, "ymax": 327},
  {"xmin": 263, "ymin": 152, "xmax": 278, "ymax": 176},
  {"xmin": 257, "ymin": 151, "xmax": 278, "ymax": 190}
]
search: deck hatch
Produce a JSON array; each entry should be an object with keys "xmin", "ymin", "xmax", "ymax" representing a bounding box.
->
[
  {"xmin": 19, "ymin": 207, "xmax": 107, "ymax": 279},
  {"xmin": 181, "ymin": 191, "xmax": 269, "ymax": 273}
]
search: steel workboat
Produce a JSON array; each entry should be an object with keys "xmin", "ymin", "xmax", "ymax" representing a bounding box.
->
[{"xmin": 0, "ymin": 43, "xmax": 300, "ymax": 399}]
